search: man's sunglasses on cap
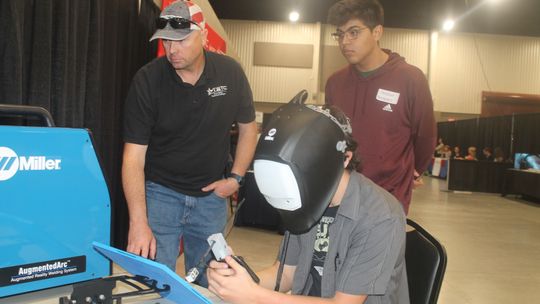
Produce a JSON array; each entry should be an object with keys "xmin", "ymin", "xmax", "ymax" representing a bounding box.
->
[{"xmin": 156, "ymin": 17, "xmax": 200, "ymax": 30}]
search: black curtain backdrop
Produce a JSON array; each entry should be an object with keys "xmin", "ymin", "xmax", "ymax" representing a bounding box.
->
[
  {"xmin": 476, "ymin": 115, "xmax": 513, "ymax": 155},
  {"xmin": 439, "ymin": 119, "xmax": 480, "ymax": 153},
  {"xmin": 0, "ymin": 0, "xmax": 160, "ymax": 249},
  {"xmin": 513, "ymin": 113, "xmax": 540, "ymax": 154},
  {"xmin": 438, "ymin": 113, "xmax": 540, "ymax": 160}
]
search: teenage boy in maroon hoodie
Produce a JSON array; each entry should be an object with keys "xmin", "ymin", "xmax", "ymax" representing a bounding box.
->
[{"xmin": 325, "ymin": 0, "xmax": 436, "ymax": 214}]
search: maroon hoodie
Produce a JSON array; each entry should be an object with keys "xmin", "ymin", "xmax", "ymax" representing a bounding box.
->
[{"xmin": 325, "ymin": 50, "xmax": 436, "ymax": 214}]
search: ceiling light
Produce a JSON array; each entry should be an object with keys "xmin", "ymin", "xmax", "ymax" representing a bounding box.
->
[
  {"xmin": 289, "ymin": 11, "xmax": 299, "ymax": 22},
  {"xmin": 442, "ymin": 19, "xmax": 455, "ymax": 32}
]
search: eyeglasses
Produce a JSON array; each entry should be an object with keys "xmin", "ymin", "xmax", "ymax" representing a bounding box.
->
[
  {"xmin": 331, "ymin": 26, "xmax": 369, "ymax": 42},
  {"xmin": 156, "ymin": 17, "xmax": 200, "ymax": 30}
]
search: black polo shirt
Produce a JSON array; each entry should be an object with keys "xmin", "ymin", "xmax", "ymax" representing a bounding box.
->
[{"xmin": 123, "ymin": 51, "xmax": 255, "ymax": 196}]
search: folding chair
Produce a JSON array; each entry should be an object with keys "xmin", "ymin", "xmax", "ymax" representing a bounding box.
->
[{"xmin": 406, "ymin": 219, "xmax": 448, "ymax": 304}]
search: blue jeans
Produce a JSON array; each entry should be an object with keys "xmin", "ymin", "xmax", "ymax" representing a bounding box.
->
[{"xmin": 146, "ymin": 181, "xmax": 227, "ymax": 287}]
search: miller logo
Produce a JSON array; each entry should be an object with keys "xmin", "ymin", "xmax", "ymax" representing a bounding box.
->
[
  {"xmin": 0, "ymin": 147, "xmax": 62, "ymax": 181},
  {"xmin": 264, "ymin": 128, "xmax": 277, "ymax": 141}
]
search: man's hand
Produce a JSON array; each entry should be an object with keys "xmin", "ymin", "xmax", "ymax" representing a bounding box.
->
[
  {"xmin": 122, "ymin": 143, "xmax": 155, "ymax": 258},
  {"xmin": 126, "ymin": 222, "xmax": 156, "ymax": 259},
  {"xmin": 202, "ymin": 178, "xmax": 239, "ymax": 198},
  {"xmin": 413, "ymin": 170, "xmax": 424, "ymax": 189},
  {"xmin": 207, "ymin": 256, "xmax": 260, "ymax": 304}
]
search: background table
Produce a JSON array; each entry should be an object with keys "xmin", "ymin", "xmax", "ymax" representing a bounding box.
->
[
  {"xmin": 447, "ymin": 159, "xmax": 512, "ymax": 193},
  {"xmin": 428, "ymin": 157, "xmax": 449, "ymax": 178},
  {"xmin": 502, "ymin": 169, "xmax": 540, "ymax": 200}
]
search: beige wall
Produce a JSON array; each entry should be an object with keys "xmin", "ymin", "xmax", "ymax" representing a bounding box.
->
[
  {"xmin": 430, "ymin": 32, "xmax": 540, "ymax": 114},
  {"xmin": 223, "ymin": 20, "xmax": 321, "ymax": 104},
  {"xmin": 222, "ymin": 19, "xmax": 540, "ymax": 115}
]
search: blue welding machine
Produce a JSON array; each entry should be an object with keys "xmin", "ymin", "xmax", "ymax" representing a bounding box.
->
[{"xmin": 0, "ymin": 105, "xmax": 111, "ymax": 297}]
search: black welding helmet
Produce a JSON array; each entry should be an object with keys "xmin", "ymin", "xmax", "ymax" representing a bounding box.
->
[{"xmin": 253, "ymin": 90, "xmax": 351, "ymax": 234}]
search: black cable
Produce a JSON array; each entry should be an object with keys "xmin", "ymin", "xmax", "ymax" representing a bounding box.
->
[
  {"xmin": 464, "ymin": 0, "xmax": 492, "ymax": 91},
  {"xmin": 224, "ymin": 197, "xmax": 246, "ymax": 239},
  {"xmin": 185, "ymin": 240, "xmax": 216, "ymax": 282},
  {"xmin": 274, "ymin": 230, "xmax": 290, "ymax": 292},
  {"xmin": 185, "ymin": 195, "xmax": 247, "ymax": 283},
  {"xmin": 198, "ymin": 240, "xmax": 216, "ymax": 266}
]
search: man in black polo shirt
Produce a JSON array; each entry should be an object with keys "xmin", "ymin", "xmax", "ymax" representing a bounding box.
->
[{"xmin": 122, "ymin": 0, "xmax": 257, "ymax": 287}]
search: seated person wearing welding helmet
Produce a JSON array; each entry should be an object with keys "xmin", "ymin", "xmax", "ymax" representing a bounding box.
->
[{"xmin": 207, "ymin": 92, "xmax": 409, "ymax": 304}]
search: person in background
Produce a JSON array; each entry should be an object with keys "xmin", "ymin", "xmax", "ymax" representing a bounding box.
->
[
  {"xmin": 482, "ymin": 147, "xmax": 493, "ymax": 161},
  {"xmin": 465, "ymin": 146, "xmax": 478, "ymax": 161},
  {"xmin": 440, "ymin": 145, "xmax": 452, "ymax": 159},
  {"xmin": 435, "ymin": 138, "xmax": 445, "ymax": 156},
  {"xmin": 324, "ymin": 0, "xmax": 437, "ymax": 214},
  {"xmin": 122, "ymin": 0, "xmax": 257, "ymax": 287},
  {"xmin": 493, "ymin": 147, "xmax": 506, "ymax": 163},
  {"xmin": 452, "ymin": 146, "xmax": 463, "ymax": 159}
]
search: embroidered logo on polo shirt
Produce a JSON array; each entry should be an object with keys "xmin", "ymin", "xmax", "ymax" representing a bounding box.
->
[{"xmin": 207, "ymin": 85, "xmax": 228, "ymax": 98}]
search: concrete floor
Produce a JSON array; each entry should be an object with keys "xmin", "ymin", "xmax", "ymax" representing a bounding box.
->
[
  {"xmin": 407, "ymin": 177, "xmax": 540, "ymax": 304},
  {"xmin": 176, "ymin": 176, "xmax": 540, "ymax": 303}
]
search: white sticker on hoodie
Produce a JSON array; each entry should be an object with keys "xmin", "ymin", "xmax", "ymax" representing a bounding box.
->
[{"xmin": 376, "ymin": 88, "xmax": 400, "ymax": 105}]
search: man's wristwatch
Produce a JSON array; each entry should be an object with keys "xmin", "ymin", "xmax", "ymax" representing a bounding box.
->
[{"xmin": 229, "ymin": 173, "xmax": 245, "ymax": 187}]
